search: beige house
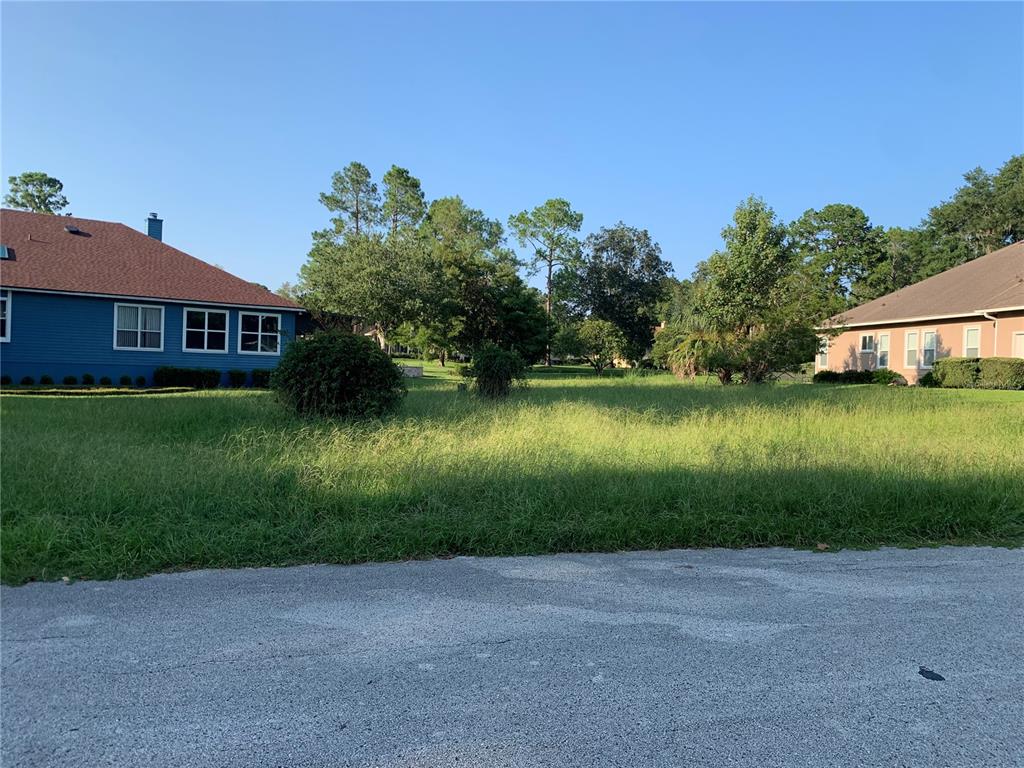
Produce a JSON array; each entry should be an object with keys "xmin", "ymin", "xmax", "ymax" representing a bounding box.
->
[{"xmin": 817, "ymin": 241, "xmax": 1024, "ymax": 383}]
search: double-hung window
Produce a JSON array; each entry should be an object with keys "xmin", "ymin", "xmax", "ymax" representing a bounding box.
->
[
  {"xmin": 114, "ymin": 303, "xmax": 163, "ymax": 350},
  {"xmin": 905, "ymin": 331, "xmax": 918, "ymax": 368},
  {"xmin": 860, "ymin": 334, "xmax": 875, "ymax": 355},
  {"xmin": 816, "ymin": 336, "xmax": 829, "ymax": 369},
  {"xmin": 922, "ymin": 331, "xmax": 937, "ymax": 368},
  {"xmin": 877, "ymin": 333, "xmax": 890, "ymax": 369},
  {"xmin": 964, "ymin": 327, "xmax": 981, "ymax": 358},
  {"xmin": 0, "ymin": 290, "xmax": 10, "ymax": 342},
  {"xmin": 183, "ymin": 308, "xmax": 228, "ymax": 353},
  {"xmin": 239, "ymin": 312, "xmax": 280, "ymax": 355}
]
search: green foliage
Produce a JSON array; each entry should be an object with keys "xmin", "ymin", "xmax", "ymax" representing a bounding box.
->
[
  {"xmin": 62, "ymin": 376, "xmax": 78, "ymax": 386},
  {"xmin": 462, "ymin": 342, "xmax": 528, "ymax": 398},
  {"xmin": 656, "ymin": 278, "xmax": 696, "ymax": 325},
  {"xmin": 119, "ymin": 375, "xmax": 132, "ymax": 386},
  {"xmin": 3, "ymin": 171, "xmax": 69, "ymax": 214},
  {"xmin": 871, "ymin": 369, "xmax": 907, "ymax": 386},
  {"xmin": 19, "ymin": 377, "xmax": 34, "ymax": 386},
  {"xmin": 557, "ymin": 223, "xmax": 672, "ymax": 362},
  {"xmin": 318, "ymin": 161, "xmax": 380, "ymax": 235},
  {"xmin": 382, "ymin": 165, "xmax": 426, "ymax": 234},
  {"xmin": 99, "ymin": 377, "xmax": 112, "ymax": 386},
  {"xmin": 917, "ymin": 371, "xmax": 939, "ymax": 388},
  {"xmin": 932, "ymin": 358, "xmax": 981, "ymax": 389},
  {"xmin": 650, "ymin": 324, "xmax": 689, "ymax": 370},
  {"xmin": 153, "ymin": 367, "xmax": 221, "ymax": 389},
  {"xmin": 134, "ymin": 376, "xmax": 147, "ymax": 388},
  {"xmin": 228, "ymin": 370, "xmax": 248, "ymax": 388},
  {"xmin": 251, "ymin": 369, "xmax": 272, "ymax": 388},
  {"xmin": 81, "ymin": 374, "xmax": 95, "ymax": 386},
  {"xmin": 574, "ymin": 318, "xmax": 627, "ymax": 376},
  {"xmin": 0, "ymin": 375, "xmax": 11, "ymax": 386},
  {"xmin": 977, "ymin": 358, "xmax": 1024, "ymax": 390},
  {"xmin": 39, "ymin": 375, "xmax": 53, "ymax": 386},
  {"xmin": 271, "ymin": 330, "xmax": 406, "ymax": 418},
  {"xmin": 813, "ymin": 369, "xmax": 905, "ymax": 385}
]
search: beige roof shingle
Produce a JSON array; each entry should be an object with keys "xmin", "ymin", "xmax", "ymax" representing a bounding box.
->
[{"xmin": 830, "ymin": 241, "xmax": 1024, "ymax": 327}]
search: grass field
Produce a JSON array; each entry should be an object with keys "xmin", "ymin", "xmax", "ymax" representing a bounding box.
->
[{"xmin": 2, "ymin": 373, "xmax": 1022, "ymax": 584}]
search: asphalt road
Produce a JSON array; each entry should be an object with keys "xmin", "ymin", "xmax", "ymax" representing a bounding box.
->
[{"xmin": 3, "ymin": 547, "xmax": 1022, "ymax": 767}]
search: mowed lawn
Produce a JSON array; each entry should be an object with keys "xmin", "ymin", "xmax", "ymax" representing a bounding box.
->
[{"xmin": 2, "ymin": 373, "xmax": 1022, "ymax": 584}]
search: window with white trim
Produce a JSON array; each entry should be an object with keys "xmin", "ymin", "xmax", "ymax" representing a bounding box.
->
[
  {"xmin": 964, "ymin": 327, "xmax": 980, "ymax": 358},
  {"xmin": 877, "ymin": 333, "xmax": 890, "ymax": 368},
  {"xmin": 1014, "ymin": 332, "xmax": 1024, "ymax": 359},
  {"xmin": 860, "ymin": 334, "xmax": 875, "ymax": 354},
  {"xmin": 0, "ymin": 290, "xmax": 10, "ymax": 342},
  {"xmin": 114, "ymin": 303, "xmax": 163, "ymax": 350},
  {"xmin": 183, "ymin": 308, "xmax": 228, "ymax": 352},
  {"xmin": 816, "ymin": 336, "xmax": 828, "ymax": 368},
  {"xmin": 239, "ymin": 312, "xmax": 280, "ymax": 354},
  {"xmin": 922, "ymin": 331, "xmax": 937, "ymax": 368},
  {"xmin": 905, "ymin": 331, "xmax": 918, "ymax": 367}
]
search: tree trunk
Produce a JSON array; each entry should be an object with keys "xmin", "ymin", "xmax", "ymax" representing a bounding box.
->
[{"xmin": 545, "ymin": 256, "xmax": 553, "ymax": 366}]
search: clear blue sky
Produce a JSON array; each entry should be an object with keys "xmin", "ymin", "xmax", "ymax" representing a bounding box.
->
[{"xmin": 3, "ymin": 2, "xmax": 1021, "ymax": 292}]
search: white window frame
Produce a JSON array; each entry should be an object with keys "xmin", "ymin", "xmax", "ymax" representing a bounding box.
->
[
  {"xmin": 859, "ymin": 333, "xmax": 875, "ymax": 354},
  {"xmin": 904, "ymin": 331, "xmax": 918, "ymax": 368},
  {"xmin": 0, "ymin": 290, "xmax": 10, "ymax": 343},
  {"xmin": 921, "ymin": 329, "xmax": 937, "ymax": 369},
  {"xmin": 238, "ymin": 311, "xmax": 282, "ymax": 356},
  {"xmin": 963, "ymin": 325, "xmax": 981, "ymax": 358},
  {"xmin": 877, "ymin": 333, "xmax": 890, "ymax": 369},
  {"xmin": 182, "ymin": 307, "xmax": 230, "ymax": 354},
  {"xmin": 816, "ymin": 336, "xmax": 829, "ymax": 369},
  {"xmin": 113, "ymin": 302, "xmax": 164, "ymax": 352},
  {"xmin": 1013, "ymin": 332, "xmax": 1024, "ymax": 359}
]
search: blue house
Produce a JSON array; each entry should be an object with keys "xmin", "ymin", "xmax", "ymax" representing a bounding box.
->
[{"xmin": 0, "ymin": 209, "xmax": 303, "ymax": 385}]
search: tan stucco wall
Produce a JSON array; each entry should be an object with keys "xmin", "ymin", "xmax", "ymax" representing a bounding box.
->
[{"xmin": 817, "ymin": 311, "xmax": 1024, "ymax": 384}]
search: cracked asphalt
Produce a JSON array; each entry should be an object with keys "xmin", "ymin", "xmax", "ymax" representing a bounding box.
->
[{"xmin": 2, "ymin": 547, "xmax": 1022, "ymax": 767}]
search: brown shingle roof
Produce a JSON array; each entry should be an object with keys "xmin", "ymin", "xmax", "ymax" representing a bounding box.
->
[
  {"xmin": 0, "ymin": 209, "xmax": 301, "ymax": 310},
  {"xmin": 829, "ymin": 241, "xmax": 1024, "ymax": 327}
]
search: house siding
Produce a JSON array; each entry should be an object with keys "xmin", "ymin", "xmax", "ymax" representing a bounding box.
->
[
  {"xmin": 0, "ymin": 290, "xmax": 297, "ymax": 385},
  {"xmin": 817, "ymin": 311, "xmax": 1024, "ymax": 384}
]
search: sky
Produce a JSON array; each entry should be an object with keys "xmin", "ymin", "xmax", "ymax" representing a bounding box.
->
[{"xmin": 2, "ymin": 2, "xmax": 1022, "ymax": 292}]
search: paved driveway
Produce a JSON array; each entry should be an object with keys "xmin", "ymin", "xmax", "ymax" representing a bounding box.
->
[{"xmin": 2, "ymin": 547, "xmax": 1022, "ymax": 767}]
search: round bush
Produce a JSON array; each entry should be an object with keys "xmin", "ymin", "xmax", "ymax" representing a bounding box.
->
[
  {"xmin": 462, "ymin": 343, "xmax": 528, "ymax": 398},
  {"xmin": 39, "ymin": 375, "xmax": 53, "ymax": 386},
  {"xmin": 271, "ymin": 331, "xmax": 406, "ymax": 418},
  {"xmin": 0, "ymin": 375, "xmax": 11, "ymax": 386},
  {"xmin": 82, "ymin": 373, "xmax": 96, "ymax": 386}
]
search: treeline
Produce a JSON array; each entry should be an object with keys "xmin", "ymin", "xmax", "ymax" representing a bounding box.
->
[{"xmin": 287, "ymin": 155, "xmax": 1022, "ymax": 376}]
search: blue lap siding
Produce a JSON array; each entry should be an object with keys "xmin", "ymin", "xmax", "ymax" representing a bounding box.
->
[{"xmin": 0, "ymin": 290, "xmax": 297, "ymax": 385}]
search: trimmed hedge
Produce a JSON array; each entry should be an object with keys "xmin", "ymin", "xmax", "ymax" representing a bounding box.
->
[
  {"xmin": 153, "ymin": 367, "xmax": 221, "ymax": 389},
  {"xmin": 251, "ymin": 369, "xmax": 273, "ymax": 388},
  {"xmin": 932, "ymin": 357, "xmax": 981, "ymax": 388},
  {"xmin": 82, "ymin": 373, "xmax": 95, "ymax": 386},
  {"xmin": 228, "ymin": 370, "xmax": 248, "ymax": 388},
  {"xmin": 978, "ymin": 358, "xmax": 1024, "ymax": 390},
  {"xmin": 812, "ymin": 368, "xmax": 907, "ymax": 386}
]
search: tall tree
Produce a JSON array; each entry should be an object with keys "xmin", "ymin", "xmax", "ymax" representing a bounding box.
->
[
  {"xmin": 508, "ymin": 199, "xmax": 583, "ymax": 364},
  {"xmin": 557, "ymin": 223, "xmax": 672, "ymax": 362},
  {"xmin": 382, "ymin": 166, "xmax": 426, "ymax": 235},
  {"xmin": 3, "ymin": 172, "xmax": 69, "ymax": 214},
  {"xmin": 318, "ymin": 162, "xmax": 380, "ymax": 235},
  {"xmin": 789, "ymin": 203, "xmax": 886, "ymax": 315}
]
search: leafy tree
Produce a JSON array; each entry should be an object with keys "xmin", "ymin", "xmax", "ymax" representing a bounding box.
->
[
  {"xmin": 4, "ymin": 172, "xmax": 69, "ymax": 214},
  {"xmin": 508, "ymin": 199, "xmax": 583, "ymax": 362},
  {"xmin": 319, "ymin": 162, "xmax": 380, "ymax": 235},
  {"xmin": 856, "ymin": 226, "xmax": 927, "ymax": 301},
  {"xmin": 382, "ymin": 165, "xmax": 426, "ymax": 235},
  {"xmin": 557, "ymin": 223, "xmax": 672, "ymax": 363},
  {"xmin": 569, "ymin": 318, "xmax": 627, "ymax": 376},
  {"xmin": 789, "ymin": 203, "xmax": 885, "ymax": 314},
  {"xmin": 657, "ymin": 277, "xmax": 696, "ymax": 325}
]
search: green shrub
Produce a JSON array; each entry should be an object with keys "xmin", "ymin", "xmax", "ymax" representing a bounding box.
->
[
  {"xmin": 39, "ymin": 375, "xmax": 53, "ymax": 386},
  {"xmin": 271, "ymin": 330, "xmax": 406, "ymax": 418},
  {"xmin": 812, "ymin": 370, "xmax": 842, "ymax": 383},
  {"xmin": 62, "ymin": 375, "xmax": 78, "ymax": 386},
  {"xmin": 19, "ymin": 376, "xmax": 35, "ymax": 386},
  {"xmin": 932, "ymin": 357, "xmax": 980, "ymax": 388},
  {"xmin": 228, "ymin": 369, "xmax": 248, "ymax": 388},
  {"xmin": 134, "ymin": 376, "xmax": 147, "ymax": 388},
  {"xmin": 463, "ymin": 343, "xmax": 528, "ymax": 398},
  {"xmin": 977, "ymin": 358, "xmax": 1024, "ymax": 390},
  {"xmin": 0, "ymin": 375, "xmax": 11, "ymax": 386},
  {"xmin": 119, "ymin": 375, "xmax": 132, "ymax": 386},
  {"xmin": 81, "ymin": 373, "xmax": 95, "ymax": 386},
  {"xmin": 917, "ymin": 371, "xmax": 938, "ymax": 387},
  {"xmin": 251, "ymin": 369, "xmax": 273, "ymax": 388},
  {"xmin": 99, "ymin": 376, "xmax": 112, "ymax": 386},
  {"xmin": 871, "ymin": 369, "xmax": 907, "ymax": 386},
  {"xmin": 153, "ymin": 367, "xmax": 220, "ymax": 389}
]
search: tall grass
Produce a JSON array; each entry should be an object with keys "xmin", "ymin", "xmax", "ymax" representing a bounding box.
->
[{"xmin": 2, "ymin": 377, "xmax": 1022, "ymax": 583}]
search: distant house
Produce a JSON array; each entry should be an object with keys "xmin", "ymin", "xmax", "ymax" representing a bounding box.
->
[
  {"xmin": 0, "ymin": 209, "xmax": 303, "ymax": 385},
  {"xmin": 817, "ymin": 241, "xmax": 1024, "ymax": 384}
]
